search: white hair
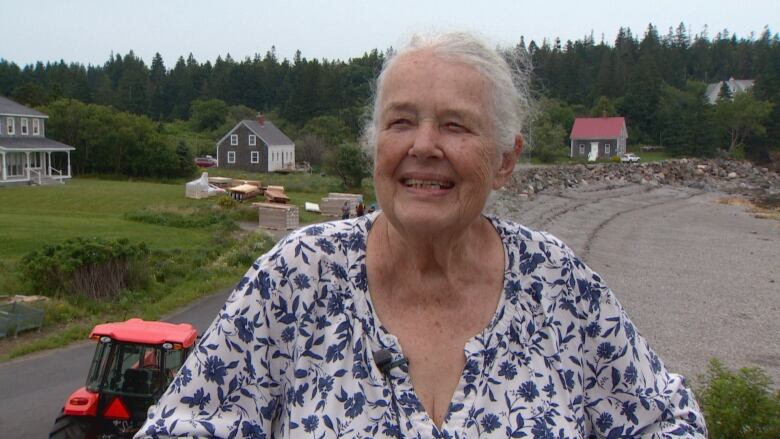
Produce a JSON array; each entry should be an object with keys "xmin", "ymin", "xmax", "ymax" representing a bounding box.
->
[{"xmin": 362, "ymin": 31, "xmax": 532, "ymax": 156}]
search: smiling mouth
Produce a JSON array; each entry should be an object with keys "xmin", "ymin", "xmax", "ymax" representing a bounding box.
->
[{"xmin": 402, "ymin": 178, "xmax": 455, "ymax": 190}]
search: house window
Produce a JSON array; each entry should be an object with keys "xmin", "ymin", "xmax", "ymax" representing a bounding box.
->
[
  {"xmin": 578, "ymin": 144, "xmax": 584, "ymax": 154},
  {"xmin": 227, "ymin": 151, "xmax": 236, "ymax": 164},
  {"xmin": 32, "ymin": 118, "xmax": 40, "ymax": 135},
  {"xmin": 21, "ymin": 118, "xmax": 28, "ymax": 135},
  {"xmin": 6, "ymin": 118, "xmax": 15, "ymax": 135},
  {"xmin": 230, "ymin": 134, "xmax": 238, "ymax": 146},
  {"xmin": 250, "ymin": 151, "xmax": 259, "ymax": 164},
  {"xmin": 249, "ymin": 135, "xmax": 256, "ymax": 146},
  {"xmin": 7, "ymin": 153, "xmax": 25, "ymax": 176},
  {"xmin": 605, "ymin": 144, "xmax": 611, "ymax": 154}
]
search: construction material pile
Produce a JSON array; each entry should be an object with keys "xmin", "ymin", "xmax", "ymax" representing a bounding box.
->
[
  {"xmin": 185, "ymin": 172, "xmax": 226, "ymax": 199},
  {"xmin": 227, "ymin": 182, "xmax": 262, "ymax": 201},
  {"xmin": 253, "ymin": 202, "xmax": 299, "ymax": 230},
  {"xmin": 320, "ymin": 193, "xmax": 363, "ymax": 217}
]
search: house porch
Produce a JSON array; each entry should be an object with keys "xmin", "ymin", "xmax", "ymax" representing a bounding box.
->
[{"xmin": 0, "ymin": 150, "xmax": 72, "ymax": 186}]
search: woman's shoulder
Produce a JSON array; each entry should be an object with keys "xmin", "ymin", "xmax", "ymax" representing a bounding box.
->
[
  {"xmin": 487, "ymin": 215, "xmax": 572, "ymax": 257},
  {"xmin": 266, "ymin": 216, "xmax": 372, "ymax": 262}
]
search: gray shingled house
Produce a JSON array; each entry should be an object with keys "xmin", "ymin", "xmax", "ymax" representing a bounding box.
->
[
  {"xmin": 215, "ymin": 115, "xmax": 295, "ymax": 173},
  {"xmin": 0, "ymin": 96, "xmax": 74, "ymax": 186}
]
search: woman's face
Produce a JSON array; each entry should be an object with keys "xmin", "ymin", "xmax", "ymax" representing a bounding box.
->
[{"xmin": 374, "ymin": 50, "xmax": 518, "ymax": 235}]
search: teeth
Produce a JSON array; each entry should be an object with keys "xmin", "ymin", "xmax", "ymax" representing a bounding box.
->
[{"xmin": 403, "ymin": 178, "xmax": 453, "ymax": 189}]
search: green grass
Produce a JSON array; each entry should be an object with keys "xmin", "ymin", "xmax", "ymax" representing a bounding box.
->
[
  {"xmin": 520, "ymin": 147, "xmax": 674, "ymax": 165},
  {"xmin": 0, "ymin": 179, "xmax": 212, "ymax": 261},
  {"xmin": 633, "ymin": 150, "xmax": 673, "ymax": 162},
  {"xmin": 0, "ymin": 174, "xmax": 359, "ymax": 359},
  {"xmin": 2, "ymin": 265, "xmax": 246, "ymax": 360}
]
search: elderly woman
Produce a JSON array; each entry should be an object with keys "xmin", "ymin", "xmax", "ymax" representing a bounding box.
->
[{"xmin": 138, "ymin": 33, "xmax": 706, "ymax": 438}]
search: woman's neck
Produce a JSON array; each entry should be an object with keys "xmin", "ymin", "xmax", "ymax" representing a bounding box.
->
[{"xmin": 368, "ymin": 213, "xmax": 501, "ymax": 300}]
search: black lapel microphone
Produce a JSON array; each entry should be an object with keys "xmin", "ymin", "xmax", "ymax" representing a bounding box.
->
[
  {"xmin": 374, "ymin": 349, "xmax": 408, "ymax": 436},
  {"xmin": 374, "ymin": 349, "xmax": 409, "ymax": 374}
]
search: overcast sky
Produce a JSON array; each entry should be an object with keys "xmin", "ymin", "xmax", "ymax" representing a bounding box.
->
[{"xmin": 2, "ymin": 0, "xmax": 777, "ymax": 67}]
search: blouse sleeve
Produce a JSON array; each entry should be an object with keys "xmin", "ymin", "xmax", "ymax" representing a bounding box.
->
[
  {"xmin": 572, "ymin": 257, "xmax": 708, "ymax": 438},
  {"xmin": 136, "ymin": 252, "xmax": 288, "ymax": 438}
]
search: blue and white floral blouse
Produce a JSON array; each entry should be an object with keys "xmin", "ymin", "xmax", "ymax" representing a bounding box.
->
[{"xmin": 137, "ymin": 212, "xmax": 706, "ymax": 438}]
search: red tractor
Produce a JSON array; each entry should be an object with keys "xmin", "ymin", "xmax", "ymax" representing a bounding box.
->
[{"xmin": 49, "ymin": 319, "xmax": 198, "ymax": 438}]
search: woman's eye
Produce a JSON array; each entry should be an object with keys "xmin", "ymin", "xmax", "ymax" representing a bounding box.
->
[
  {"xmin": 389, "ymin": 118, "xmax": 411, "ymax": 128},
  {"xmin": 444, "ymin": 122, "xmax": 468, "ymax": 132}
]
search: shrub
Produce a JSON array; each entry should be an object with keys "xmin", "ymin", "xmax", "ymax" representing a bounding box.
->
[
  {"xmin": 610, "ymin": 155, "xmax": 622, "ymax": 163},
  {"xmin": 17, "ymin": 237, "xmax": 150, "ymax": 300},
  {"xmin": 216, "ymin": 232, "xmax": 276, "ymax": 268},
  {"xmin": 697, "ymin": 358, "xmax": 780, "ymax": 438},
  {"xmin": 216, "ymin": 195, "xmax": 239, "ymax": 209}
]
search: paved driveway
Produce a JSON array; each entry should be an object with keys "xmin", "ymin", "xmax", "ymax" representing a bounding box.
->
[{"xmin": 489, "ymin": 183, "xmax": 780, "ymax": 387}]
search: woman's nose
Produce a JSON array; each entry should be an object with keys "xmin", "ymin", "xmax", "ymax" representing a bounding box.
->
[{"xmin": 408, "ymin": 122, "xmax": 443, "ymax": 159}]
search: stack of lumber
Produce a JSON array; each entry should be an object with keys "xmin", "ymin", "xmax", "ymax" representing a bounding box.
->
[
  {"xmin": 208, "ymin": 176, "xmax": 233, "ymax": 188},
  {"xmin": 320, "ymin": 192, "xmax": 363, "ymax": 217},
  {"xmin": 253, "ymin": 202, "xmax": 299, "ymax": 230},
  {"xmin": 227, "ymin": 184, "xmax": 262, "ymax": 201},
  {"xmin": 265, "ymin": 185, "xmax": 290, "ymax": 203},
  {"xmin": 235, "ymin": 179, "xmax": 262, "ymax": 188}
]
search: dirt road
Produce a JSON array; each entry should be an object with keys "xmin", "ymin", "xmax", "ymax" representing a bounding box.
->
[{"xmin": 488, "ymin": 182, "xmax": 780, "ymax": 386}]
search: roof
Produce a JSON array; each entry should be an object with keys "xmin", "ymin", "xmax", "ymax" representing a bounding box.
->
[
  {"xmin": 570, "ymin": 117, "xmax": 627, "ymax": 140},
  {"xmin": 244, "ymin": 119, "xmax": 294, "ymax": 146},
  {"xmin": 705, "ymin": 78, "xmax": 755, "ymax": 104},
  {"xmin": 0, "ymin": 136, "xmax": 75, "ymax": 151},
  {"xmin": 218, "ymin": 119, "xmax": 294, "ymax": 147},
  {"xmin": 0, "ymin": 96, "xmax": 48, "ymax": 118},
  {"xmin": 90, "ymin": 318, "xmax": 198, "ymax": 347}
]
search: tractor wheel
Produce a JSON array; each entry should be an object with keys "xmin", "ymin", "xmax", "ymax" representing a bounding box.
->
[{"xmin": 49, "ymin": 411, "xmax": 96, "ymax": 439}]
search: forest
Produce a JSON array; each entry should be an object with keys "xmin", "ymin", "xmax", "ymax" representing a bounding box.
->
[{"xmin": 0, "ymin": 23, "xmax": 777, "ymax": 177}]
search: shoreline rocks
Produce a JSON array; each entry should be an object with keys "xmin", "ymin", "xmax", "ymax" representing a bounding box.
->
[{"xmin": 507, "ymin": 158, "xmax": 780, "ymax": 204}]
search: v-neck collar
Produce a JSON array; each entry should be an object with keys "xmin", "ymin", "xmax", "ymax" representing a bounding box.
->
[{"xmin": 348, "ymin": 211, "xmax": 514, "ymax": 436}]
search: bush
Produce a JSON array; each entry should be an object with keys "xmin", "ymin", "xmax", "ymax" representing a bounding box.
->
[
  {"xmin": 17, "ymin": 237, "xmax": 150, "ymax": 300},
  {"xmin": 216, "ymin": 195, "xmax": 239, "ymax": 209},
  {"xmin": 697, "ymin": 358, "xmax": 780, "ymax": 438},
  {"xmin": 610, "ymin": 155, "xmax": 622, "ymax": 163},
  {"xmin": 216, "ymin": 232, "xmax": 276, "ymax": 268}
]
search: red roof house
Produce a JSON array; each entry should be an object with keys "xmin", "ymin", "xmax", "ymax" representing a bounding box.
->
[{"xmin": 569, "ymin": 116, "xmax": 627, "ymax": 160}]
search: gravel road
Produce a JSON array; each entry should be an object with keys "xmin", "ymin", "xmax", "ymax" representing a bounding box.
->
[{"xmin": 487, "ymin": 180, "xmax": 780, "ymax": 387}]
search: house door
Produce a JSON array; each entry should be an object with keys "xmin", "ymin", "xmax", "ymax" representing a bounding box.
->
[{"xmin": 588, "ymin": 142, "xmax": 599, "ymax": 162}]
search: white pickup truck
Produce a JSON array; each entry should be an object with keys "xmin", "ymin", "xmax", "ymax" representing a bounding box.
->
[{"xmin": 620, "ymin": 153, "xmax": 641, "ymax": 163}]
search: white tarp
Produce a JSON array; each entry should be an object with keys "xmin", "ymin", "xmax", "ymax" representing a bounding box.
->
[{"xmin": 185, "ymin": 172, "xmax": 224, "ymax": 199}]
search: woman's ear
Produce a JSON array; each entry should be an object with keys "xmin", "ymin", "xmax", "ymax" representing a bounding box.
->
[{"xmin": 492, "ymin": 135, "xmax": 524, "ymax": 189}]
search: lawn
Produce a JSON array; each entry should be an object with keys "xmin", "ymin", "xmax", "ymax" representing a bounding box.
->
[
  {"xmin": 0, "ymin": 174, "xmax": 355, "ymax": 359},
  {"xmin": 0, "ymin": 179, "xmax": 212, "ymax": 261}
]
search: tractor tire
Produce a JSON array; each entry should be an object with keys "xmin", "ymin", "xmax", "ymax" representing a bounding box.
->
[{"xmin": 49, "ymin": 411, "xmax": 96, "ymax": 439}]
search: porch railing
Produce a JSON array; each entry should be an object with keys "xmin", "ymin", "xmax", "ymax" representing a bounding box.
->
[
  {"xmin": 51, "ymin": 166, "xmax": 64, "ymax": 182},
  {"xmin": 29, "ymin": 168, "xmax": 42, "ymax": 185}
]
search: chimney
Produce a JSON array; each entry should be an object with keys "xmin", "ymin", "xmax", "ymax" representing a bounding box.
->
[{"xmin": 256, "ymin": 113, "xmax": 265, "ymax": 126}]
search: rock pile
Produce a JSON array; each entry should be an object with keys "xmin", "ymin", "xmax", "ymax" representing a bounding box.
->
[{"xmin": 506, "ymin": 158, "xmax": 780, "ymax": 201}]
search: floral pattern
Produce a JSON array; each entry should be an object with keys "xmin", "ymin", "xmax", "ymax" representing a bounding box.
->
[{"xmin": 137, "ymin": 212, "xmax": 706, "ymax": 438}]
